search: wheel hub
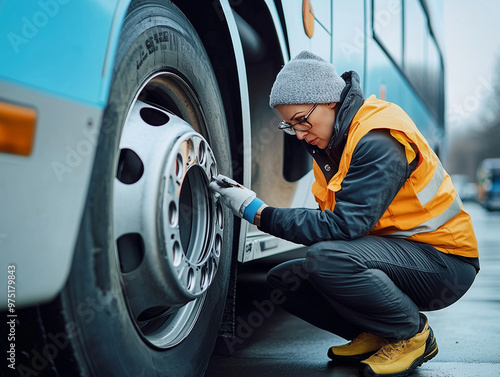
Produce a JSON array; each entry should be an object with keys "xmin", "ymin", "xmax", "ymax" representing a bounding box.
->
[{"xmin": 113, "ymin": 98, "xmax": 223, "ymax": 347}]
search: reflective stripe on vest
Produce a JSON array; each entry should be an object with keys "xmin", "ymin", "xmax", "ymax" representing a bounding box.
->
[
  {"xmin": 417, "ymin": 160, "xmax": 446, "ymax": 206},
  {"xmin": 390, "ymin": 199, "xmax": 463, "ymax": 238},
  {"xmin": 390, "ymin": 161, "xmax": 463, "ymax": 238}
]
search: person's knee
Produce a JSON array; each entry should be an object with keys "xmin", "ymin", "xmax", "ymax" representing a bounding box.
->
[
  {"xmin": 266, "ymin": 265, "xmax": 283, "ymax": 289},
  {"xmin": 266, "ymin": 259, "xmax": 305, "ymax": 291},
  {"xmin": 305, "ymin": 241, "xmax": 362, "ymax": 279}
]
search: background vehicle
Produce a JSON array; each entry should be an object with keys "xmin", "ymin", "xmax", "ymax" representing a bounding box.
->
[
  {"xmin": 451, "ymin": 174, "xmax": 478, "ymax": 202},
  {"xmin": 0, "ymin": 0, "xmax": 444, "ymax": 376},
  {"xmin": 477, "ymin": 158, "xmax": 500, "ymax": 211}
]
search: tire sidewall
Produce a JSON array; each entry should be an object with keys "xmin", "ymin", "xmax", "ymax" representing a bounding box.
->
[{"xmin": 60, "ymin": 3, "xmax": 233, "ymax": 376}]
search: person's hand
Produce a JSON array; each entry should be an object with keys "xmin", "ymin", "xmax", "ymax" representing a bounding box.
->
[{"xmin": 209, "ymin": 174, "xmax": 265, "ymax": 223}]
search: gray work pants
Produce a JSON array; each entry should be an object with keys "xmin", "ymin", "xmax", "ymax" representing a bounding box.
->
[{"xmin": 266, "ymin": 235, "xmax": 477, "ymax": 342}]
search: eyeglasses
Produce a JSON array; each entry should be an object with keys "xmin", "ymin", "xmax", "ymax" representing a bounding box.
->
[{"xmin": 278, "ymin": 103, "xmax": 318, "ymax": 135}]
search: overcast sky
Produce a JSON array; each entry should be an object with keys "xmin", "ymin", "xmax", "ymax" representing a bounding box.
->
[{"xmin": 443, "ymin": 0, "xmax": 500, "ymax": 131}]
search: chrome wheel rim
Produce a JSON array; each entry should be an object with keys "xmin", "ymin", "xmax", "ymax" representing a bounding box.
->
[{"xmin": 113, "ymin": 72, "xmax": 223, "ymax": 348}]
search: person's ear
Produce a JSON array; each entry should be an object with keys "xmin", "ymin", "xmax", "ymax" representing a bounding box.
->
[{"xmin": 327, "ymin": 102, "xmax": 337, "ymax": 109}]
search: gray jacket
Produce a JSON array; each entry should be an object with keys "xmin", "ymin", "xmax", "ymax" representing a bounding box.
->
[{"xmin": 259, "ymin": 71, "xmax": 415, "ymax": 245}]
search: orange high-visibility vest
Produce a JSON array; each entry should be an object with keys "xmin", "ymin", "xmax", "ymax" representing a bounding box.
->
[{"xmin": 312, "ymin": 95, "xmax": 478, "ymax": 257}]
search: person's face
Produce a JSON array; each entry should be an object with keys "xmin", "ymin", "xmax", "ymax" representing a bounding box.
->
[{"xmin": 275, "ymin": 103, "xmax": 337, "ymax": 149}]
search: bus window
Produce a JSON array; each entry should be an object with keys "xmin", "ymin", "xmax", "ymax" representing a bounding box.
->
[
  {"xmin": 373, "ymin": 0, "xmax": 403, "ymax": 66},
  {"xmin": 427, "ymin": 34, "xmax": 445, "ymax": 122},
  {"xmin": 404, "ymin": 0, "xmax": 426, "ymax": 96}
]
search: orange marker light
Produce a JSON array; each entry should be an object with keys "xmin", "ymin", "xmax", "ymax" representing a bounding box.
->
[
  {"xmin": 302, "ymin": 0, "xmax": 314, "ymax": 38},
  {"xmin": 0, "ymin": 101, "xmax": 37, "ymax": 156},
  {"xmin": 379, "ymin": 85, "xmax": 386, "ymax": 100}
]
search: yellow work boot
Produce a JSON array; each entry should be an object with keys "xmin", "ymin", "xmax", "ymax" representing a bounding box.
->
[
  {"xmin": 359, "ymin": 316, "xmax": 438, "ymax": 376},
  {"xmin": 327, "ymin": 332, "xmax": 388, "ymax": 363}
]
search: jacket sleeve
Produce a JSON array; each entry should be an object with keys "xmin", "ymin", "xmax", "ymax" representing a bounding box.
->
[{"xmin": 258, "ymin": 129, "xmax": 412, "ymax": 246}]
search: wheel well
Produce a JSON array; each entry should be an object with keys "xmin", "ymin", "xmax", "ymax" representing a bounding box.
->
[
  {"xmin": 173, "ymin": 0, "xmax": 285, "ymax": 184},
  {"xmin": 173, "ymin": 0, "xmax": 286, "ymax": 339}
]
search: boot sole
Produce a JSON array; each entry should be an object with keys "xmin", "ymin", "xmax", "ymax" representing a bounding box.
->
[
  {"xmin": 328, "ymin": 348, "xmax": 379, "ymax": 364},
  {"xmin": 359, "ymin": 329, "xmax": 438, "ymax": 377}
]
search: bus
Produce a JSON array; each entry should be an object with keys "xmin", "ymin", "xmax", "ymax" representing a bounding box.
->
[
  {"xmin": 0, "ymin": 0, "xmax": 444, "ymax": 376},
  {"xmin": 477, "ymin": 158, "xmax": 500, "ymax": 211}
]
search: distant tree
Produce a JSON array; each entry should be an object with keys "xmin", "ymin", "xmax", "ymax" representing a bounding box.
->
[{"xmin": 446, "ymin": 129, "xmax": 480, "ymax": 179}]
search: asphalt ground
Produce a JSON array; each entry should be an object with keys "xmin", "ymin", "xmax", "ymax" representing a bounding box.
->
[{"xmin": 205, "ymin": 202, "xmax": 500, "ymax": 377}]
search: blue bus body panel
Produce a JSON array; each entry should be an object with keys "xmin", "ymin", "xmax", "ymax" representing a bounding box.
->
[
  {"xmin": 0, "ymin": 0, "xmax": 127, "ymax": 106},
  {"xmin": 0, "ymin": 1, "xmax": 132, "ymax": 308}
]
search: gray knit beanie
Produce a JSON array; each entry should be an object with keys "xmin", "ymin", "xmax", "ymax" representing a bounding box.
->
[{"xmin": 269, "ymin": 50, "xmax": 346, "ymax": 108}]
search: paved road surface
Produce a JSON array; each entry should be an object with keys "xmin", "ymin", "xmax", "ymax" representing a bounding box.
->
[{"xmin": 205, "ymin": 202, "xmax": 500, "ymax": 377}]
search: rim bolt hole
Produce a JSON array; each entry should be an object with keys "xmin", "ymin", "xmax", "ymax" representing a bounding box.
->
[
  {"xmin": 172, "ymin": 241, "xmax": 182, "ymax": 267},
  {"xmin": 140, "ymin": 107, "xmax": 169, "ymax": 126},
  {"xmin": 187, "ymin": 268, "xmax": 195, "ymax": 291},
  {"xmin": 117, "ymin": 233, "xmax": 145, "ymax": 273},
  {"xmin": 198, "ymin": 140, "xmax": 206, "ymax": 165},
  {"xmin": 216, "ymin": 202, "xmax": 224, "ymax": 229},
  {"xmin": 214, "ymin": 233, "xmax": 222, "ymax": 258},
  {"xmin": 117, "ymin": 149, "xmax": 144, "ymax": 184},
  {"xmin": 175, "ymin": 154, "xmax": 184, "ymax": 179},
  {"xmin": 210, "ymin": 163, "xmax": 217, "ymax": 179},
  {"xmin": 169, "ymin": 201, "xmax": 178, "ymax": 226}
]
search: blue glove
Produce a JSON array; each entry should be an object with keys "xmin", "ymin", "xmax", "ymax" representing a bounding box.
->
[{"xmin": 209, "ymin": 174, "xmax": 265, "ymax": 223}]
